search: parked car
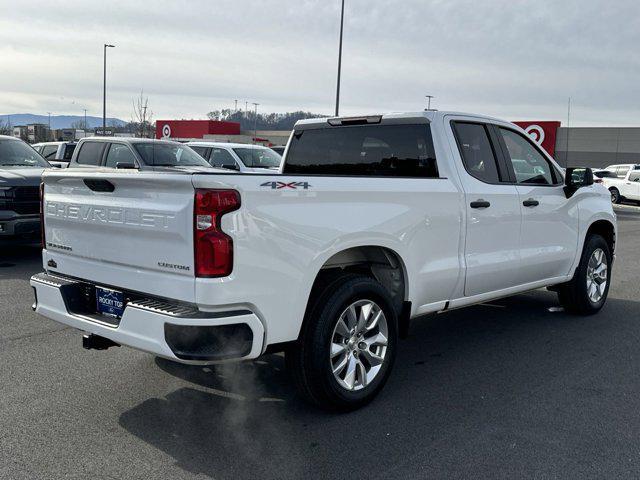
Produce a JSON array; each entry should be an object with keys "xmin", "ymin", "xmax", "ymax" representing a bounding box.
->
[
  {"xmin": 592, "ymin": 169, "xmax": 618, "ymax": 184},
  {"xmin": 187, "ymin": 142, "xmax": 282, "ymax": 172},
  {"xmin": 270, "ymin": 145, "xmax": 286, "ymax": 156},
  {"xmin": 68, "ymin": 137, "xmax": 212, "ymax": 170},
  {"xmin": 599, "ymin": 163, "xmax": 640, "ymax": 203},
  {"xmin": 0, "ymin": 135, "xmax": 50, "ymax": 244},
  {"xmin": 31, "ymin": 111, "xmax": 615, "ymax": 411},
  {"xmin": 32, "ymin": 141, "xmax": 77, "ymax": 168}
]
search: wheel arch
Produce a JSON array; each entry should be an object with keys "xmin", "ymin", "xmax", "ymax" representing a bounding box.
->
[
  {"xmin": 296, "ymin": 245, "xmax": 409, "ymax": 341},
  {"xmin": 586, "ymin": 219, "xmax": 616, "ymax": 255}
]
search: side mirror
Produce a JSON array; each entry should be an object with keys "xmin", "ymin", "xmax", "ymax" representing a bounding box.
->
[
  {"xmin": 564, "ymin": 167, "xmax": 594, "ymax": 198},
  {"xmin": 116, "ymin": 162, "xmax": 137, "ymax": 169},
  {"xmin": 221, "ymin": 162, "xmax": 239, "ymax": 171},
  {"xmin": 51, "ymin": 163, "xmax": 62, "ymax": 168}
]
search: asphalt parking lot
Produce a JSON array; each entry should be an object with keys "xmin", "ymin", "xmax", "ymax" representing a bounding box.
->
[{"xmin": 1, "ymin": 207, "xmax": 639, "ymax": 480}]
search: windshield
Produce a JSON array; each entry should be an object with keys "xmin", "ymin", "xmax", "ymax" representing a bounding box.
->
[
  {"xmin": 133, "ymin": 143, "xmax": 210, "ymax": 167},
  {"xmin": 233, "ymin": 147, "xmax": 282, "ymax": 168},
  {"xmin": 0, "ymin": 140, "xmax": 49, "ymax": 168}
]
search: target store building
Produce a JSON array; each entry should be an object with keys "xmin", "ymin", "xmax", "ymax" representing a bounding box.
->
[{"xmin": 155, "ymin": 119, "xmax": 290, "ymax": 146}]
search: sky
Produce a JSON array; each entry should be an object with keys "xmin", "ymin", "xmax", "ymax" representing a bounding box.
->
[{"xmin": 0, "ymin": 0, "xmax": 639, "ymax": 126}]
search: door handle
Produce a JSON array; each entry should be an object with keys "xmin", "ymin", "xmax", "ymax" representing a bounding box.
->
[
  {"xmin": 470, "ymin": 199, "xmax": 491, "ymax": 209},
  {"xmin": 523, "ymin": 198, "xmax": 539, "ymax": 207}
]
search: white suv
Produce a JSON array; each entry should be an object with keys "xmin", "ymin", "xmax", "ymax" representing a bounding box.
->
[{"xmin": 187, "ymin": 142, "xmax": 282, "ymax": 173}]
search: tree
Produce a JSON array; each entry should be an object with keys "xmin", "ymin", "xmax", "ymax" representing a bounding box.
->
[
  {"xmin": 0, "ymin": 118, "xmax": 12, "ymax": 135},
  {"xmin": 131, "ymin": 90, "xmax": 154, "ymax": 138},
  {"xmin": 205, "ymin": 109, "xmax": 325, "ymax": 131},
  {"xmin": 70, "ymin": 120, "xmax": 85, "ymax": 129}
]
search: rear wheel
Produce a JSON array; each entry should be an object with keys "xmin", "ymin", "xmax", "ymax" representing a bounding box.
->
[
  {"xmin": 557, "ymin": 234, "xmax": 611, "ymax": 315},
  {"xmin": 610, "ymin": 188, "xmax": 622, "ymax": 204},
  {"xmin": 286, "ymin": 274, "xmax": 397, "ymax": 411}
]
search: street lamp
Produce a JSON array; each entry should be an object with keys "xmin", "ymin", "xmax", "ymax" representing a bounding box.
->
[
  {"xmin": 103, "ymin": 44, "xmax": 115, "ymax": 136},
  {"xmin": 252, "ymin": 103, "xmax": 259, "ymax": 144},
  {"xmin": 335, "ymin": 0, "xmax": 345, "ymax": 117},
  {"xmin": 425, "ymin": 95, "xmax": 435, "ymax": 110}
]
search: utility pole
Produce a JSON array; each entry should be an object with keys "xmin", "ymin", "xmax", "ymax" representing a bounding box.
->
[
  {"xmin": 142, "ymin": 104, "xmax": 147, "ymax": 138},
  {"xmin": 103, "ymin": 44, "xmax": 115, "ymax": 136},
  {"xmin": 234, "ymin": 99, "xmax": 238, "ymax": 112},
  {"xmin": 335, "ymin": 0, "xmax": 345, "ymax": 117},
  {"xmin": 425, "ymin": 95, "xmax": 435, "ymax": 110},
  {"xmin": 83, "ymin": 109, "xmax": 87, "ymax": 130},
  {"xmin": 566, "ymin": 97, "xmax": 571, "ymax": 166},
  {"xmin": 252, "ymin": 102, "xmax": 259, "ymax": 144}
]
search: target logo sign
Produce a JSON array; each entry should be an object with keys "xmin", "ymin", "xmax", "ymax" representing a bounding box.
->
[
  {"xmin": 513, "ymin": 121, "xmax": 560, "ymax": 157},
  {"xmin": 524, "ymin": 124, "xmax": 545, "ymax": 146},
  {"xmin": 161, "ymin": 124, "xmax": 171, "ymax": 138}
]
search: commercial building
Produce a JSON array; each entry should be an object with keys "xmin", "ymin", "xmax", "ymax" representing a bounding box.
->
[{"xmin": 155, "ymin": 119, "xmax": 290, "ymax": 146}]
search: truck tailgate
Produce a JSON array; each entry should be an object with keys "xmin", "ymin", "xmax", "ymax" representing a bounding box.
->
[{"xmin": 42, "ymin": 169, "xmax": 196, "ymax": 302}]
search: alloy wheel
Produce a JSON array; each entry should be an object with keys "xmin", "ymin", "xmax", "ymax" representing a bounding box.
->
[{"xmin": 330, "ymin": 299, "xmax": 388, "ymax": 391}]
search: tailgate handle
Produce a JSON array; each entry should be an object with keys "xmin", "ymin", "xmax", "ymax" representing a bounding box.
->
[{"xmin": 83, "ymin": 179, "xmax": 115, "ymax": 192}]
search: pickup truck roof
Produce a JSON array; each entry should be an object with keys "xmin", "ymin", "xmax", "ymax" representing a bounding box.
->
[{"xmin": 294, "ymin": 110, "xmax": 505, "ymax": 129}]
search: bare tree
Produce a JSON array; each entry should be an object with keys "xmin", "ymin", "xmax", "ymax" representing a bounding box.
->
[
  {"xmin": 0, "ymin": 117, "xmax": 12, "ymax": 135},
  {"xmin": 70, "ymin": 120, "xmax": 85, "ymax": 129},
  {"xmin": 132, "ymin": 90, "xmax": 153, "ymax": 138}
]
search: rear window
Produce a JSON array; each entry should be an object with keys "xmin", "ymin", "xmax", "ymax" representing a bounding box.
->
[
  {"xmin": 133, "ymin": 143, "xmax": 210, "ymax": 167},
  {"xmin": 283, "ymin": 124, "xmax": 438, "ymax": 177},
  {"xmin": 76, "ymin": 141, "xmax": 105, "ymax": 165}
]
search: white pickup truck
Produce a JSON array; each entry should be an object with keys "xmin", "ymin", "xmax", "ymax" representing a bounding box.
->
[
  {"xmin": 599, "ymin": 163, "xmax": 640, "ymax": 204},
  {"xmin": 31, "ymin": 111, "xmax": 616, "ymax": 411}
]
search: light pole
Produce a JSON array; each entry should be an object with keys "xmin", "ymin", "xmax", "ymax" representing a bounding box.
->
[
  {"xmin": 425, "ymin": 95, "xmax": 434, "ymax": 110},
  {"xmin": 335, "ymin": 0, "xmax": 345, "ymax": 117},
  {"xmin": 103, "ymin": 44, "xmax": 115, "ymax": 136},
  {"xmin": 83, "ymin": 109, "xmax": 87, "ymax": 130},
  {"xmin": 252, "ymin": 103, "xmax": 259, "ymax": 144}
]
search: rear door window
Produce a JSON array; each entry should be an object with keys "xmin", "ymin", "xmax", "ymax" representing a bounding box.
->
[
  {"xmin": 76, "ymin": 141, "xmax": 105, "ymax": 165},
  {"xmin": 452, "ymin": 122, "xmax": 501, "ymax": 183},
  {"xmin": 284, "ymin": 124, "xmax": 438, "ymax": 177}
]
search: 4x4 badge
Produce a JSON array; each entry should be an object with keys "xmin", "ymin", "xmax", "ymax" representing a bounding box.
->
[{"xmin": 260, "ymin": 181, "xmax": 311, "ymax": 190}]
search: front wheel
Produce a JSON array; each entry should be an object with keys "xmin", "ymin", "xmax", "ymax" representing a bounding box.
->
[
  {"xmin": 557, "ymin": 234, "xmax": 612, "ymax": 315},
  {"xmin": 286, "ymin": 274, "xmax": 397, "ymax": 411}
]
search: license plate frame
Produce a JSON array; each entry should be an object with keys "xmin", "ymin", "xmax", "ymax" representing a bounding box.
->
[{"xmin": 95, "ymin": 286, "xmax": 125, "ymax": 318}]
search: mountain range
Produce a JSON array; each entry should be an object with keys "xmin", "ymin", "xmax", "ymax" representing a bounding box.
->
[{"xmin": 1, "ymin": 114, "xmax": 127, "ymax": 130}]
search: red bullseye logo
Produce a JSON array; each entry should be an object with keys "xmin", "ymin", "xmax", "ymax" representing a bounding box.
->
[{"xmin": 524, "ymin": 124, "xmax": 545, "ymax": 146}]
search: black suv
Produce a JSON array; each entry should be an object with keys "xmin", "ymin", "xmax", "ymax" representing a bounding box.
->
[{"xmin": 0, "ymin": 135, "xmax": 50, "ymax": 244}]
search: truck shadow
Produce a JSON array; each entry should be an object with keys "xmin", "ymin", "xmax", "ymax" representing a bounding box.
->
[{"xmin": 118, "ymin": 291, "xmax": 637, "ymax": 480}]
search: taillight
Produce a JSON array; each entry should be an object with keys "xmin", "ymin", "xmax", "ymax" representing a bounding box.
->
[
  {"xmin": 193, "ymin": 189, "xmax": 240, "ymax": 277},
  {"xmin": 39, "ymin": 182, "xmax": 45, "ymax": 248}
]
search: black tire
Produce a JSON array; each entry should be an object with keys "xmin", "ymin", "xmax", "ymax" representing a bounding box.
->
[
  {"xmin": 286, "ymin": 274, "xmax": 398, "ymax": 412},
  {"xmin": 610, "ymin": 188, "xmax": 622, "ymax": 204},
  {"xmin": 557, "ymin": 234, "xmax": 612, "ymax": 315}
]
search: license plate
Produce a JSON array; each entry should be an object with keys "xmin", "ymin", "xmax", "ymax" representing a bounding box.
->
[{"xmin": 96, "ymin": 287, "xmax": 125, "ymax": 318}]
